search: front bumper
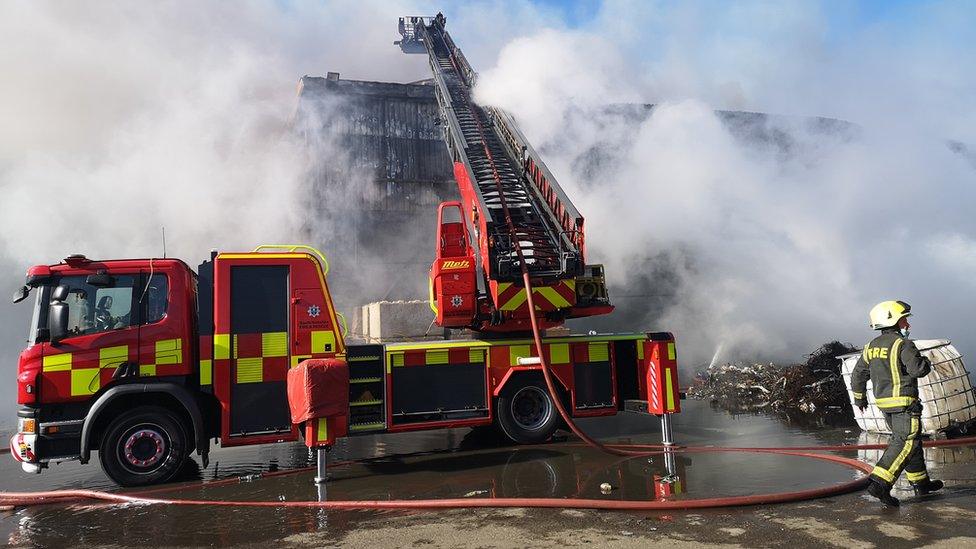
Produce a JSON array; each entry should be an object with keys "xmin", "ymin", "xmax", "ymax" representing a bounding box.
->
[
  {"xmin": 12, "ymin": 407, "xmax": 83, "ymax": 474},
  {"xmin": 9, "ymin": 433, "xmax": 41, "ymax": 473}
]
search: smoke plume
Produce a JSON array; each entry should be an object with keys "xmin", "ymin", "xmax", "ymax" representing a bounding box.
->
[{"xmin": 475, "ymin": 1, "xmax": 976, "ymax": 367}]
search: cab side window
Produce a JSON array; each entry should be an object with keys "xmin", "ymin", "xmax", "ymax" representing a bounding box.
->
[
  {"xmin": 59, "ymin": 275, "xmax": 136, "ymax": 336},
  {"xmin": 142, "ymin": 274, "xmax": 169, "ymax": 324}
]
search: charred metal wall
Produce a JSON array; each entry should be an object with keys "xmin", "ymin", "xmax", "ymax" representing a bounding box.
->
[{"xmin": 295, "ymin": 75, "xmax": 454, "ymax": 207}]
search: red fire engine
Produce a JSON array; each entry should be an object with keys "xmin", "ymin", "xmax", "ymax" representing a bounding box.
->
[
  {"xmin": 10, "ymin": 246, "xmax": 679, "ymax": 486},
  {"xmin": 9, "ymin": 15, "xmax": 680, "ymax": 487}
]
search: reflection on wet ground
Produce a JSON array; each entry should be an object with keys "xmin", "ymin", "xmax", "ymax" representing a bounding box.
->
[{"xmin": 2, "ymin": 400, "xmax": 973, "ymax": 547}]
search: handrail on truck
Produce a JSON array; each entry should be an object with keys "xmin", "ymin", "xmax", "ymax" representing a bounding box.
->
[
  {"xmin": 250, "ymin": 244, "xmax": 346, "ymax": 335},
  {"xmin": 252, "ymin": 244, "xmax": 330, "ymax": 275}
]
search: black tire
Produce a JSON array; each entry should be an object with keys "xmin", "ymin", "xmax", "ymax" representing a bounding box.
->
[
  {"xmin": 496, "ymin": 376, "xmax": 560, "ymax": 444},
  {"xmin": 98, "ymin": 406, "xmax": 188, "ymax": 487}
]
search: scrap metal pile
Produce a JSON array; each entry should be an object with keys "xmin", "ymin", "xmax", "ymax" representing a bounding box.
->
[{"xmin": 689, "ymin": 342, "xmax": 858, "ymax": 423}]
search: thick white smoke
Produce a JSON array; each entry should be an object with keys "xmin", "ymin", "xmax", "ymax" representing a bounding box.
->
[
  {"xmin": 0, "ymin": 0, "xmax": 973, "ymax": 426},
  {"xmin": 475, "ymin": 1, "xmax": 976, "ymax": 366}
]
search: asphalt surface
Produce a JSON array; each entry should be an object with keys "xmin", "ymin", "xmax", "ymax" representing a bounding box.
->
[{"xmin": 3, "ymin": 400, "xmax": 975, "ymax": 548}]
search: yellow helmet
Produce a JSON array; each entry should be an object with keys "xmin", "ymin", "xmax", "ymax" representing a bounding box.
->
[{"xmin": 869, "ymin": 300, "xmax": 912, "ymax": 330}]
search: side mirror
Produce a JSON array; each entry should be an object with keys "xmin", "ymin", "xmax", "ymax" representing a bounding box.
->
[
  {"xmin": 12, "ymin": 286, "xmax": 29, "ymax": 304},
  {"xmin": 86, "ymin": 273, "xmax": 114, "ymax": 287},
  {"xmin": 49, "ymin": 286, "xmax": 70, "ymax": 344},
  {"xmin": 51, "ymin": 285, "xmax": 68, "ymax": 302}
]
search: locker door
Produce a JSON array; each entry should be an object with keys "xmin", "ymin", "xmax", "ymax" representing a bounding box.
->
[{"xmin": 228, "ymin": 265, "xmax": 292, "ymax": 437}]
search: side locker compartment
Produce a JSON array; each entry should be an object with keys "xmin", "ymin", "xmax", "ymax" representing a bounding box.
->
[
  {"xmin": 613, "ymin": 339, "xmax": 640, "ymax": 410},
  {"xmin": 571, "ymin": 341, "xmax": 615, "ymax": 411},
  {"xmin": 388, "ymin": 345, "xmax": 489, "ymax": 427},
  {"xmin": 227, "ymin": 264, "xmax": 294, "ymax": 440},
  {"xmin": 345, "ymin": 344, "xmax": 386, "ymax": 434}
]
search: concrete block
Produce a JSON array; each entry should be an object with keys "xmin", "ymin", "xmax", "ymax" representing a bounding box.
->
[{"xmin": 360, "ymin": 300, "xmax": 438, "ymax": 342}]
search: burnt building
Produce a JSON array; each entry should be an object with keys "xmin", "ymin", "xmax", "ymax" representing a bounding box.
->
[{"xmin": 292, "ymin": 72, "xmax": 456, "ymax": 310}]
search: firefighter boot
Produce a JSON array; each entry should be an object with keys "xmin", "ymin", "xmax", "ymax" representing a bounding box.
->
[
  {"xmin": 912, "ymin": 479, "xmax": 944, "ymax": 497},
  {"xmin": 867, "ymin": 478, "xmax": 900, "ymax": 507}
]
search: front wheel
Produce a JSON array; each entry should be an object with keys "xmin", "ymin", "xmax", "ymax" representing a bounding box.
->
[
  {"xmin": 496, "ymin": 377, "xmax": 560, "ymax": 444},
  {"xmin": 98, "ymin": 406, "xmax": 188, "ymax": 486}
]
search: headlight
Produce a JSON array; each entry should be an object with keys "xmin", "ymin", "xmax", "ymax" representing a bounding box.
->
[{"xmin": 18, "ymin": 417, "xmax": 37, "ymax": 434}]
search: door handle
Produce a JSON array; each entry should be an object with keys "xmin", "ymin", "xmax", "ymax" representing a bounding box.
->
[{"xmin": 112, "ymin": 362, "xmax": 137, "ymax": 380}]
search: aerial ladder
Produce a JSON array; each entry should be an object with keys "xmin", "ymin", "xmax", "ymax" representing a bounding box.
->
[{"xmin": 398, "ymin": 13, "xmax": 614, "ymax": 333}]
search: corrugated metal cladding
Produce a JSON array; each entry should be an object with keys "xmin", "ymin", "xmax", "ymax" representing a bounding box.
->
[{"xmin": 293, "ymin": 75, "xmax": 458, "ymax": 307}]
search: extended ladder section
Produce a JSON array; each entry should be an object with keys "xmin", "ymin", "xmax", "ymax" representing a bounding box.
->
[{"xmin": 398, "ymin": 14, "xmax": 584, "ymax": 282}]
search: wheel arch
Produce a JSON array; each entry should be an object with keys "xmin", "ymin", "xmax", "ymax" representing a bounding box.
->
[
  {"xmin": 80, "ymin": 383, "xmax": 209, "ymax": 466},
  {"xmin": 494, "ymin": 367, "xmax": 571, "ymax": 398}
]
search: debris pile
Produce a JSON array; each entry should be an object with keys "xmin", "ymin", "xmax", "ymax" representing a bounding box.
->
[{"xmin": 688, "ymin": 341, "xmax": 858, "ymax": 424}]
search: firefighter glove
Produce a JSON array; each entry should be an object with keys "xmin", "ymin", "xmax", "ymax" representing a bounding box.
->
[{"xmin": 854, "ymin": 398, "xmax": 868, "ymax": 411}]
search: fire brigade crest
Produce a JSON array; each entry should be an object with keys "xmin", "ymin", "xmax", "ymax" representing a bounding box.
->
[
  {"xmin": 307, "ymin": 305, "xmax": 321, "ymax": 318},
  {"xmin": 450, "ymin": 295, "xmax": 463, "ymax": 308}
]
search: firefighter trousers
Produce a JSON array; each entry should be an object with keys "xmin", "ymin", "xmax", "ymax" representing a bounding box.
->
[{"xmin": 871, "ymin": 403, "xmax": 928, "ymax": 486}]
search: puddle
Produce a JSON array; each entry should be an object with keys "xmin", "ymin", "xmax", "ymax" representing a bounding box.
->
[{"xmin": 0, "ymin": 400, "xmax": 890, "ymax": 546}]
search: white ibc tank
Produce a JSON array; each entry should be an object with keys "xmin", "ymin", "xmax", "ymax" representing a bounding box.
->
[{"xmin": 840, "ymin": 339, "xmax": 976, "ymax": 435}]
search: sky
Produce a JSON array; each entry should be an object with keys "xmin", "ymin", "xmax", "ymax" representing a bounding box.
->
[{"xmin": 0, "ymin": 0, "xmax": 974, "ymax": 418}]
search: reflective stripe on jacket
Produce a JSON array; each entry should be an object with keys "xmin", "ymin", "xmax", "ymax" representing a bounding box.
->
[{"xmin": 851, "ymin": 331, "xmax": 931, "ymax": 411}]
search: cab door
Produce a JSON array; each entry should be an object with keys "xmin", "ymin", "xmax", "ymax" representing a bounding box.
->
[
  {"xmin": 137, "ymin": 269, "xmax": 193, "ymax": 380},
  {"xmin": 38, "ymin": 272, "xmax": 141, "ymax": 403}
]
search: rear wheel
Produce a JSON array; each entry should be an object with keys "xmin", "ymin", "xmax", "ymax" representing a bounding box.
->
[
  {"xmin": 98, "ymin": 406, "xmax": 188, "ymax": 487},
  {"xmin": 496, "ymin": 377, "xmax": 560, "ymax": 444}
]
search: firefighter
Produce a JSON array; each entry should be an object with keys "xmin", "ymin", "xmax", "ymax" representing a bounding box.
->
[{"xmin": 851, "ymin": 300, "xmax": 943, "ymax": 506}]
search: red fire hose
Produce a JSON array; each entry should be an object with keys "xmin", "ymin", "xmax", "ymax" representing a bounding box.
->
[
  {"xmin": 0, "ymin": 447, "xmax": 871, "ymax": 510},
  {"xmin": 5, "ymin": 432, "xmax": 976, "ymax": 510}
]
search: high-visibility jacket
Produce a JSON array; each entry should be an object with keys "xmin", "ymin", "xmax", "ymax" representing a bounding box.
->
[{"xmin": 851, "ymin": 331, "xmax": 931, "ymax": 411}]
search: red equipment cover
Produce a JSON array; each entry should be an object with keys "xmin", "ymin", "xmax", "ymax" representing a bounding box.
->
[{"xmin": 286, "ymin": 358, "xmax": 349, "ymax": 424}]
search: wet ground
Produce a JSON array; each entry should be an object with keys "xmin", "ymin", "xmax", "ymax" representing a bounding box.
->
[{"xmin": 3, "ymin": 400, "xmax": 976, "ymax": 548}]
